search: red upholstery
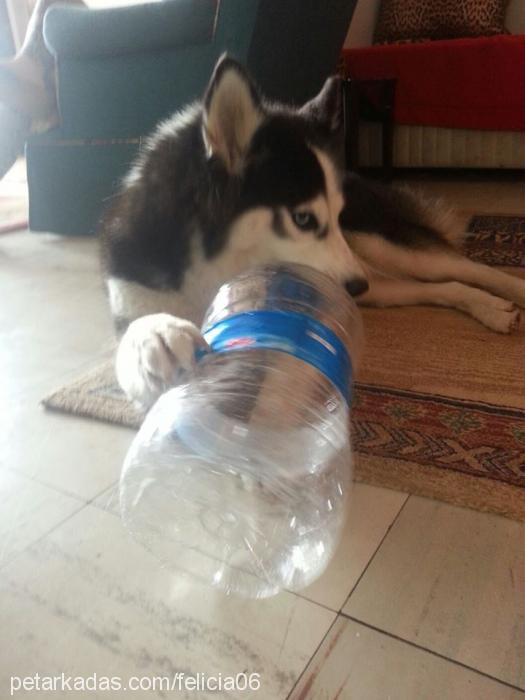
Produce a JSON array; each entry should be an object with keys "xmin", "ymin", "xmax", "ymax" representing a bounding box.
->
[{"xmin": 342, "ymin": 35, "xmax": 525, "ymax": 131}]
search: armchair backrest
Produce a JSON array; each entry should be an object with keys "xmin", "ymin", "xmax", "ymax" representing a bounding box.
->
[{"xmin": 44, "ymin": 0, "xmax": 260, "ymax": 139}]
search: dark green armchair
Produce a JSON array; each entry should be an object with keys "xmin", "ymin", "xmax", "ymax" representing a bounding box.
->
[{"xmin": 28, "ymin": 0, "xmax": 356, "ymax": 235}]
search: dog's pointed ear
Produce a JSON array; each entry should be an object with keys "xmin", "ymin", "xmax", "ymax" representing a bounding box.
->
[
  {"xmin": 202, "ymin": 55, "xmax": 262, "ymax": 173},
  {"xmin": 300, "ymin": 76, "xmax": 343, "ymax": 132}
]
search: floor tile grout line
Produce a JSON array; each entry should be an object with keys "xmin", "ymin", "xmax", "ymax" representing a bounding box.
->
[
  {"xmin": 271, "ymin": 491, "xmax": 413, "ymax": 615},
  {"xmin": 342, "ymin": 615, "xmax": 525, "ymax": 694},
  {"xmin": 285, "ymin": 612, "xmax": 340, "ymax": 700},
  {"xmin": 286, "ymin": 590, "xmax": 338, "ymax": 614},
  {"xmin": 0, "ymin": 501, "xmax": 89, "ymax": 574},
  {"xmin": 285, "ymin": 492, "xmax": 412, "ymax": 699},
  {"xmin": 88, "ymin": 480, "xmax": 121, "ymax": 516},
  {"xmin": 0, "ymin": 483, "xmax": 127, "ymax": 575},
  {"xmin": 4, "ymin": 465, "xmax": 90, "ymax": 505},
  {"xmin": 339, "ymin": 491, "xmax": 411, "ymax": 613},
  {"xmin": 84, "ymin": 480, "xmax": 120, "ymax": 508},
  {"xmin": 4, "ymin": 464, "xmax": 117, "ymax": 509}
]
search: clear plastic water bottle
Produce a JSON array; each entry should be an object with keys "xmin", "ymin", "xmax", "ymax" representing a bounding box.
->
[{"xmin": 120, "ymin": 264, "xmax": 363, "ymax": 598}]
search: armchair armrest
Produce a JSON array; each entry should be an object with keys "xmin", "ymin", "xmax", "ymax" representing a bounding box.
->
[{"xmin": 44, "ymin": 0, "xmax": 218, "ymax": 59}]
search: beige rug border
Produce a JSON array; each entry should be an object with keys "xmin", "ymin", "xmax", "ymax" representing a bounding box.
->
[
  {"xmin": 355, "ymin": 454, "xmax": 525, "ymax": 523},
  {"xmin": 42, "ymin": 361, "xmax": 143, "ymax": 430}
]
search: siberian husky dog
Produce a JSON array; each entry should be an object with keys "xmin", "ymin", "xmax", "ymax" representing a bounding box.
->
[{"xmin": 100, "ymin": 56, "xmax": 524, "ymax": 409}]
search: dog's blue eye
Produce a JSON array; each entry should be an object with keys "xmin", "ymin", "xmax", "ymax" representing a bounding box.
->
[{"xmin": 291, "ymin": 211, "xmax": 318, "ymax": 231}]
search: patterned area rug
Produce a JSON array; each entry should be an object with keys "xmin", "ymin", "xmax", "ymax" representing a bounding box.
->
[
  {"xmin": 465, "ymin": 215, "xmax": 525, "ymax": 267},
  {"xmin": 43, "ymin": 215, "xmax": 525, "ymax": 521}
]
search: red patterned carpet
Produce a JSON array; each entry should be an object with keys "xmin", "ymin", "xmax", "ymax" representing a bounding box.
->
[
  {"xmin": 353, "ymin": 385, "xmax": 524, "ymax": 488},
  {"xmin": 465, "ymin": 215, "xmax": 525, "ymax": 267},
  {"xmin": 43, "ymin": 215, "xmax": 525, "ymax": 520}
]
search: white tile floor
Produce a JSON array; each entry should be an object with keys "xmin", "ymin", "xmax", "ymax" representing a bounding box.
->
[{"xmin": 0, "ymin": 178, "xmax": 524, "ymax": 699}]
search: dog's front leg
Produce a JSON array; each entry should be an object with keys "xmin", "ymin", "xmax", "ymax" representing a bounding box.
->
[
  {"xmin": 116, "ymin": 314, "xmax": 209, "ymax": 409},
  {"xmin": 360, "ymin": 278, "xmax": 521, "ymax": 333}
]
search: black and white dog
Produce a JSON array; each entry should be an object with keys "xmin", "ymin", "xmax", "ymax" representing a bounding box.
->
[{"xmin": 100, "ymin": 56, "xmax": 524, "ymax": 408}]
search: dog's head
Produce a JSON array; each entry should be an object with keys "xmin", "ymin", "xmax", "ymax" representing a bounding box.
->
[{"xmin": 202, "ymin": 56, "xmax": 368, "ymax": 297}]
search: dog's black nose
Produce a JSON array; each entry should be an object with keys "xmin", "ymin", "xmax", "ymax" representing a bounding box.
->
[{"xmin": 345, "ymin": 277, "xmax": 369, "ymax": 297}]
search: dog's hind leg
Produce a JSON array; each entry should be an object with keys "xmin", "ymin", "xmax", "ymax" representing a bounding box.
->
[
  {"xmin": 419, "ymin": 253, "xmax": 525, "ymax": 309},
  {"xmin": 360, "ymin": 277, "xmax": 521, "ymax": 333},
  {"xmin": 351, "ymin": 233, "xmax": 525, "ymax": 309}
]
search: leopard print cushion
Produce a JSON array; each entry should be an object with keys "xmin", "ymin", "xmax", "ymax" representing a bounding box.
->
[{"xmin": 374, "ymin": 0, "xmax": 509, "ymax": 44}]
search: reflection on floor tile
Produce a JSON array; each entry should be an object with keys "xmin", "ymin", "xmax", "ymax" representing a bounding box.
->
[
  {"xmin": 0, "ymin": 504, "xmax": 335, "ymax": 699},
  {"xmin": 0, "ymin": 470, "xmax": 82, "ymax": 568},
  {"xmin": 0, "ymin": 233, "xmax": 115, "ymax": 409},
  {"xmin": 291, "ymin": 616, "xmax": 524, "ymax": 700},
  {"xmin": 344, "ymin": 497, "xmax": 525, "ymax": 689},
  {"xmin": 1, "ymin": 405, "xmax": 134, "ymax": 502}
]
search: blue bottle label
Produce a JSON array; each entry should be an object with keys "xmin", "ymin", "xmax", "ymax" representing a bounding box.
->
[{"xmin": 200, "ymin": 310, "xmax": 353, "ymax": 404}]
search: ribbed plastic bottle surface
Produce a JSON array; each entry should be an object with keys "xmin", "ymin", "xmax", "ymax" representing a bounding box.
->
[{"xmin": 120, "ymin": 264, "xmax": 363, "ymax": 598}]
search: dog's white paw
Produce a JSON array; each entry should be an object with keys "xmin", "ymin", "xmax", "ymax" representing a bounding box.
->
[
  {"xmin": 116, "ymin": 313, "xmax": 208, "ymax": 408},
  {"xmin": 473, "ymin": 304, "xmax": 521, "ymax": 333},
  {"xmin": 463, "ymin": 288, "xmax": 521, "ymax": 333},
  {"xmin": 496, "ymin": 307, "xmax": 520, "ymax": 334}
]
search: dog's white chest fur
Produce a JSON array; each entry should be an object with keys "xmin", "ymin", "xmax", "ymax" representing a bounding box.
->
[
  {"xmin": 106, "ymin": 217, "xmax": 272, "ymax": 327},
  {"xmin": 107, "ymin": 250, "xmax": 224, "ymax": 327}
]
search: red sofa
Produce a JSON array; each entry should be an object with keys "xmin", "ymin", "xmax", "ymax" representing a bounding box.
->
[
  {"xmin": 342, "ymin": 0, "xmax": 525, "ymax": 170},
  {"xmin": 343, "ymin": 35, "xmax": 525, "ymax": 132}
]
